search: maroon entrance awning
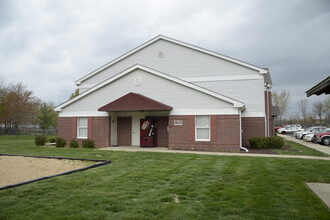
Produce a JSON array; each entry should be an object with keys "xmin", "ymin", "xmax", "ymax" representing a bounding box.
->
[{"xmin": 98, "ymin": 92, "xmax": 173, "ymax": 112}]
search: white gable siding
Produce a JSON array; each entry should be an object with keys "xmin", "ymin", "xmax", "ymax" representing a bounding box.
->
[
  {"xmin": 80, "ymin": 39, "xmax": 260, "ymax": 87},
  {"xmin": 194, "ymin": 78, "xmax": 265, "ymax": 117},
  {"xmin": 60, "ymin": 69, "xmax": 237, "ymax": 117}
]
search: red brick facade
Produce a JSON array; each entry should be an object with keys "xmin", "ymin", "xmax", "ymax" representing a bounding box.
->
[
  {"xmin": 58, "ymin": 114, "xmax": 266, "ymax": 151},
  {"xmin": 146, "ymin": 116, "xmax": 169, "ymax": 147},
  {"xmin": 58, "ymin": 117, "xmax": 74, "ymax": 142},
  {"xmin": 168, "ymin": 115, "xmax": 240, "ymax": 151},
  {"xmin": 241, "ymin": 117, "xmax": 265, "ymax": 146},
  {"xmin": 91, "ymin": 117, "xmax": 110, "ymax": 146},
  {"xmin": 58, "ymin": 116, "xmax": 110, "ymax": 147}
]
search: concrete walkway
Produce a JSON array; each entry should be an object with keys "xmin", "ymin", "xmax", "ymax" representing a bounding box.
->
[
  {"xmin": 306, "ymin": 183, "xmax": 330, "ymax": 208},
  {"xmin": 278, "ymin": 134, "xmax": 330, "ymax": 156},
  {"xmin": 99, "ymin": 146, "xmax": 330, "ymax": 161}
]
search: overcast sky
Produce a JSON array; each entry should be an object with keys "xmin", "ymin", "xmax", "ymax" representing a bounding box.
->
[{"xmin": 1, "ymin": 0, "xmax": 329, "ymax": 116}]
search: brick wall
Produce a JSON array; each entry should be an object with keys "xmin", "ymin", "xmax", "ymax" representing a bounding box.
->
[
  {"xmin": 58, "ymin": 117, "xmax": 74, "ymax": 142},
  {"xmin": 58, "ymin": 116, "xmax": 110, "ymax": 147},
  {"xmin": 147, "ymin": 116, "xmax": 169, "ymax": 147},
  {"xmin": 241, "ymin": 117, "xmax": 265, "ymax": 146},
  {"xmin": 117, "ymin": 117, "xmax": 131, "ymax": 146},
  {"xmin": 168, "ymin": 115, "xmax": 240, "ymax": 152},
  {"xmin": 91, "ymin": 117, "xmax": 110, "ymax": 147}
]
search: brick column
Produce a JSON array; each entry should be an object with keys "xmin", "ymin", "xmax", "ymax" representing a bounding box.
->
[
  {"xmin": 88, "ymin": 117, "xmax": 93, "ymax": 139},
  {"xmin": 72, "ymin": 117, "xmax": 77, "ymax": 139}
]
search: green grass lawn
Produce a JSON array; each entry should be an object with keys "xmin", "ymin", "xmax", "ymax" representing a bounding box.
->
[
  {"xmin": 273, "ymin": 140, "xmax": 329, "ymax": 157},
  {"xmin": 0, "ymin": 136, "xmax": 330, "ymax": 219}
]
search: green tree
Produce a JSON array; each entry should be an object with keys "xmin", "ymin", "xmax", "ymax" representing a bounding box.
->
[
  {"xmin": 6, "ymin": 83, "xmax": 39, "ymax": 136},
  {"xmin": 37, "ymin": 102, "xmax": 58, "ymax": 135},
  {"xmin": 0, "ymin": 76, "xmax": 9, "ymax": 125},
  {"xmin": 70, "ymin": 89, "xmax": 79, "ymax": 99}
]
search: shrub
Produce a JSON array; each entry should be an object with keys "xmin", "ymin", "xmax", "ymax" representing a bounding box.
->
[
  {"xmin": 249, "ymin": 136, "xmax": 268, "ymax": 149},
  {"xmin": 35, "ymin": 135, "xmax": 47, "ymax": 146},
  {"xmin": 70, "ymin": 139, "xmax": 79, "ymax": 148},
  {"xmin": 48, "ymin": 138, "xmax": 56, "ymax": 143},
  {"xmin": 56, "ymin": 137, "xmax": 66, "ymax": 148},
  {"xmin": 249, "ymin": 136, "xmax": 284, "ymax": 149},
  {"xmin": 82, "ymin": 139, "xmax": 95, "ymax": 148},
  {"xmin": 268, "ymin": 136, "xmax": 284, "ymax": 148}
]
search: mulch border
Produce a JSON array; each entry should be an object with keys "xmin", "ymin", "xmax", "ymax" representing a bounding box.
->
[
  {"xmin": 0, "ymin": 153, "xmax": 111, "ymax": 191},
  {"xmin": 244, "ymin": 145, "xmax": 292, "ymax": 154}
]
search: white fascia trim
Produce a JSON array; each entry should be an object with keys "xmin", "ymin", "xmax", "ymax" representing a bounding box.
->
[
  {"xmin": 58, "ymin": 111, "xmax": 109, "ymax": 117},
  {"xmin": 75, "ymin": 35, "xmax": 269, "ymax": 85},
  {"xmin": 170, "ymin": 108, "xmax": 239, "ymax": 115},
  {"xmin": 78, "ymin": 84, "xmax": 96, "ymax": 88},
  {"xmin": 55, "ymin": 64, "xmax": 245, "ymax": 112},
  {"xmin": 263, "ymin": 72, "xmax": 273, "ymax": 87},
  {"xmin": 182, "ymin": 75, "xmax": 263, "ymax": 82},
  {"xmin": 241, "ymin": 113, "xmax": 266, "ymax": 117}
]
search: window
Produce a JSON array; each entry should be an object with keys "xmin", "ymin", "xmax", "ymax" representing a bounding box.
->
[
  {"xmin": 77, "ymin": 117, "xmax": 88, "ymax": 139},
  {"xmin": 195, "ymin": 115, "xmax": 210, "ymax": 141}
]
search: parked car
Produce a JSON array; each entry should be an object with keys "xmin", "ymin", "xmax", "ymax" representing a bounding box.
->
[
  {"xmin": 277, "ymin": 124, "xmax": 303, "ymax": 134},
  {"xmin": 315, "ymin": 130, "xmax": 330, "ymax": 146},
  {"xmin": 274, "ymin": 124, "xmax": 287, "ymax": 133},
  {"xmin": 303, "ymin": 133, "xmax": 316, "ymax": 142},
  {"xmin": 307, "ymin": 128, "xmax": 330, "ymax": 143},
  {"xmin": 295, "ymin": 126, "xmax": 327, "ymax": 139}
]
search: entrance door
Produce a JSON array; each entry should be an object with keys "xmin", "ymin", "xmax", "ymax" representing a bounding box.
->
[
  {"xmin": 117, "ymin": 117, "xmax": 131, "ymax": 146},
  {"xmin": 131, "ymin": 116, "xmax": 141, "ymax": 146}
]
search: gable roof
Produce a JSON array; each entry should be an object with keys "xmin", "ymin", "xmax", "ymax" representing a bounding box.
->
[
  {"xmin": 75, "ymin": 35, "xmax": 270, "ymax": 85},
  {"xmin": 55, "ymin": 64, "xmax": 245, "ymax": 112},
  {"xmin": 98, "ymin": 92, "xmax": 173, "ymax": 112}
]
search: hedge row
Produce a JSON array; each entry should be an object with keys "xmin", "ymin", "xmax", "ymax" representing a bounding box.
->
[
  {"xmin": 35, "ymin": 136, "xmax": 57, "ymax": 146},
  {"xmin": 34, "ymin": 136, "xmax": 95, "ymax": 148},
  {"xmin": 248, "ymin": 136, "xmax": 284, "ymax": 149}
]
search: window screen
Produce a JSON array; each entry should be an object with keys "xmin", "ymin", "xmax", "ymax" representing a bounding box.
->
[
  {"xmin": 196, "ymin": 116, "xmax": 210, "ymax": 141},
  {"xmin": 78, "ymin": 117, "xmax": 88, "ymax": 138}
]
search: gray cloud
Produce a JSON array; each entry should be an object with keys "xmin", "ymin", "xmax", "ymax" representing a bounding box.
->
[{"xmin": 0, "ymin": 0, "xmax": 329, "ymax": 115}]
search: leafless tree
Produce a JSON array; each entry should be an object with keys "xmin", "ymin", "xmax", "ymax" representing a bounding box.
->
[
  {"xmin": 323, "ymin": 97, "xmax": 330, "ymax": 126},
  {"xmin": 312, "ymin": 101, "xmax": 324, "ymax": 125},
  {"xmin": 272, "ymin": 91, "xmax": 290, "ymax": 125},
  {"xmin": 297, "ymin": 99, "xmax": 308, "ymax": 128}
]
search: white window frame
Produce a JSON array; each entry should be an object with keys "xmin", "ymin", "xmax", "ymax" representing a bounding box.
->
[
  {"xmin": 195, "ymin": 115, "xmax": 210, "ymax": 141},
  {"xmin": 77, "ymin": 117, "xmax": 88, "ymax": 139}
]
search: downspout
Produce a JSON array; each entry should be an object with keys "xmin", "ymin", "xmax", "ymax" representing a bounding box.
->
[
  {"xmin": 267, "ymin": 90, "xmax": 270, "ymax": 136},
  {"xmin": 264, "ymin": 90, "xmax": 268, "ymax": 138},
  {"xmin": 266, "ymin": 90, "xmax": 269, "ymax": 137},
  {"xmin": 239, "ymin": 108, "xmax": 248, "ymax": 152}
]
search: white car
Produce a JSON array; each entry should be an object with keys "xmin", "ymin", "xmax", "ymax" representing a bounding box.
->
[
  {"xmin": 277, "ymin": 124, "xmax": 303, "ymax": 134},
  {"xmin": 303, "ymin": 133, "xmax": 316, "ymax": 142},
  {"xmin": 296, "ymin": 126, "xmax": 327, "ymax": 139},
  {"xmin": 304, "ymin": 128, "xmax": 330, "ymax": 142}
]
